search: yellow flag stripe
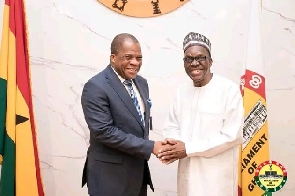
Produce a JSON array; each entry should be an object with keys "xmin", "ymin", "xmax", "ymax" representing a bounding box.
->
[
  {"xmin": 5, "ymin": 30, "xmax": 16, "ymax": 143},
  {"xmin": 0, "ymin": 4, "xmax": 10, "ymax": 164},
  {"xmin": 240, "ymin": 87, "xmax": 270, "ymax": 195},
  {"xmin": 0, "ymin": 5, "xmax": 9, "ymax": 81},
  {"xmin": 15, "ymin": 88, "xmax": 39, "ymax": 195}
]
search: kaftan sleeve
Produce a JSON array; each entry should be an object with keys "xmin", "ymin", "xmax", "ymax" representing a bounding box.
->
[
  {"xmin": 162, "ymin": 91, "xmax": 181, "ymax": 140},
  {"xmin": 186, "ymin": 85, "xmax": 244, "ymax": 158}
]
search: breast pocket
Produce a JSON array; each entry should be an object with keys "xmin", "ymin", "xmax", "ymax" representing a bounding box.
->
[{"xmin": 199, "ymin": 104, "xmax": 224, "ymax": 135}]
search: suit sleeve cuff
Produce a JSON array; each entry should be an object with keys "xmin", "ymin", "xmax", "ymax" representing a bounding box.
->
[{"xmin": 144, "ymin": 140, "xmax": 155, "ymax": 160}]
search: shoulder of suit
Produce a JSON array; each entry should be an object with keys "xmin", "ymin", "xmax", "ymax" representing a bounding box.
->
[
  {"xmin": 136, "ymin": 74, "xmax": 147, "ymax": 83},
  {"xmin": 90, "ymin": 72, "xmax": 104, "ymax": 81},
  {"xmin": 84, "ymin": 71, "xmax": 106, "ymax": 87}
]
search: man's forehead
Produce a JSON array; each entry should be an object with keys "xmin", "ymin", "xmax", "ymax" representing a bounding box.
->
[
  {"xmin": 185, "ymin": 45, "xmax": 209, "ymax": 55},
  {"xmin": 119, "ymin": 42, "xmax": 141, "ymax": 51}
]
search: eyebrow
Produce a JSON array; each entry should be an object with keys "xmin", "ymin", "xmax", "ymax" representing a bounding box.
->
[
  {"xmin": 125, "ymin": 54, "xmax": 142, "ymax": 57},
  {"xmin": 185, "ymin": 54, "xmax": 205, "ymax": 56}
]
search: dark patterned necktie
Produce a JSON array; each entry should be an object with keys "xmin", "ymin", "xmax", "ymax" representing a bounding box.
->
[{"xmin": 123, "ymin": 79, "xmax": 145, "ymax": 126}]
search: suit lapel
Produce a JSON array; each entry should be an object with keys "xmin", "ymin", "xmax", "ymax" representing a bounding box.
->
[{"xmin": 105, "ymin": 65, "xmax": 145, "ymax": 131}]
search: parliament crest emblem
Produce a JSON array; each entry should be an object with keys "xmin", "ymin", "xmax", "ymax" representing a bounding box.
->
[{"xmin": 254, "ymin": 160, "xmax": 287, "ymax": 193}]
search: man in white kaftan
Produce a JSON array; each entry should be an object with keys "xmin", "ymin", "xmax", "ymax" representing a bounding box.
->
[{"xmin": 158, "ymin": 32, "xmax": 244, "ymax": 196}]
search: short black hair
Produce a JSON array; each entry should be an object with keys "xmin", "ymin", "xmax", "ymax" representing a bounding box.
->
[{"xmin": 110, "ymin": 33, "xmax": 139, "ymax": 55}]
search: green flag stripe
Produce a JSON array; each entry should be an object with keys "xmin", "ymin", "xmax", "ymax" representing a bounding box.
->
[
  {"xmin": 0, "ymin": 76, "xmax": 15, "ymax": 195},
  {"xmin": 0, "ymin": 77, "xmax": 7, "ymax": 155},
  {"xmin": 0, "ymin": 135, "xmax": 15, "ymax": 195}
]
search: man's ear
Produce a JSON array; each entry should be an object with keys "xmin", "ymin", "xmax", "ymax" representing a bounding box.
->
[
  {"xmin": 110, "ymin": 54, "xmax": 115, "ymax": 63},
  {"xmin": 209, "ymin": 58, "xmax": 213, "ymax": 67}
]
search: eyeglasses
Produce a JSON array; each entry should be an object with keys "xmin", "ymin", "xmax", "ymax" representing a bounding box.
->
[{"xmin": 183, "ymin": 56, "xmax": 211, "ymax": 63}]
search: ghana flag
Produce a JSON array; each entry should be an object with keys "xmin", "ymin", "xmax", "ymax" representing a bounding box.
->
[
  {"xmin": 0, "ymin": 0, "xmax": 45, "ymax": 195},
  {"xmin": 238, "ymin": 0, "xmax": 271, "ymax": 196}
]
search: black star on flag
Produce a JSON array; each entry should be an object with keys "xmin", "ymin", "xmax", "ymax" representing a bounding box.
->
[{"xmin": 16, "ymin": 114, "xmax": 29, "ymax": 125}]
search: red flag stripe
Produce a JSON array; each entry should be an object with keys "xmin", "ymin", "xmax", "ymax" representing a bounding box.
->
[
  {"xmin": 238, "ymin": 186, "xmax": 242, "ymax": 196},
  {"xmin": 243, "ymin": 69, "xmax": 266, "ymax": 99},
  {"xmin": 5, "ymin": 0, "xmax": 10, "ymax": 6}
]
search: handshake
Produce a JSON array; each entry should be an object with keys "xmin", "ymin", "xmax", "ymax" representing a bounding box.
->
[{"xmin": 152, "ymin": 139, "xmax": 187, "ymax": 164}]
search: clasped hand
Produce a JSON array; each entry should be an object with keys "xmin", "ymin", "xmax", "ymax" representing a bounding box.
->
[{"xmin": 153, "ymin": 139, "xmax": 187, "ymax": 164}]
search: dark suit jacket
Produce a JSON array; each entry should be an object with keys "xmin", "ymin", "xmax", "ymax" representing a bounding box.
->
[{"xmin": 81, "ymin": 65, "xmax": 155, "ymax": 196}]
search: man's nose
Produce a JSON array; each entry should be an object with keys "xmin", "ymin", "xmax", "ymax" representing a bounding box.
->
[
  {"xmin": 130, "ymin": 57, "xmax": 140, "ymax": 65},
  {"xmin": 190, "ymin": 59, "xmax": 200, "ymax": 66}
]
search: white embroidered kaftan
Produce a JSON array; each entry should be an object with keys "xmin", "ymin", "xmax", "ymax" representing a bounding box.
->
[{"xmin": 163, "ymin": 74, "xmax": 244, "ymax": 196}]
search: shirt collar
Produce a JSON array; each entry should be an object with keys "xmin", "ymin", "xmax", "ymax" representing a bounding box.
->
[
  {"xmin": 111, "ymin": 65, "xmax": 128, "ymax": 84},
  {"xmin": 111, "ymin": 65, "xmax": 133, "ymax": 83}
]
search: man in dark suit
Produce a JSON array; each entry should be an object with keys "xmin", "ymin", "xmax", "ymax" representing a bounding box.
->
[{"xmin": 81, "ymin": 33, "xmax": 168, "ymax": 196}]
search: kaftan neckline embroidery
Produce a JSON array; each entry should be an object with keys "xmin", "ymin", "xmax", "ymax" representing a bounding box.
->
[{"xmin": 188, "ymin": 88, "xmax": 202, "ymax": 140}]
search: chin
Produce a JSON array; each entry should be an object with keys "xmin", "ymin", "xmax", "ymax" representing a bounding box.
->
[
  {"xmin": 126, "ymin": 75, "xmax": 137, "ymax": 79},
  {"xmin": 190, "ymin": 75, "xmax": 201, "ymax": 81},
  {"xmin": 192, "ymin": 77, "xmax": 205, "ymax": 83}
]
